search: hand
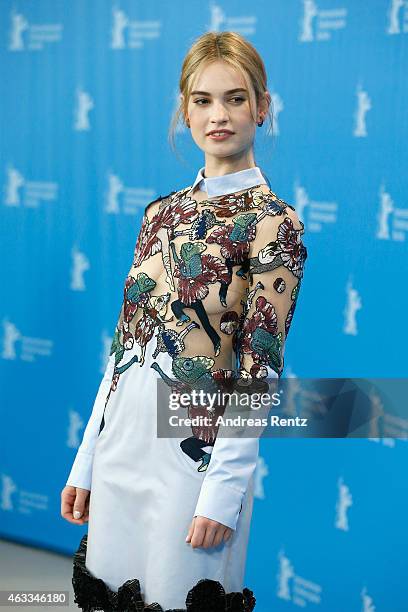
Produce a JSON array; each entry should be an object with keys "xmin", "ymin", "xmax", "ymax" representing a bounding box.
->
[
  {"xmin": 61, "ymin": 485, "xmax": 90, "ymax": 525},
  {"xmin": 185, "ymin": 516, "xmax": 233, "ymax": 549}
]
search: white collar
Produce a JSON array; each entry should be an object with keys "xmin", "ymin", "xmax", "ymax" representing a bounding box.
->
[{"xmin": 187, "ymin": 166, "xmax": 270, "ymax": 199}]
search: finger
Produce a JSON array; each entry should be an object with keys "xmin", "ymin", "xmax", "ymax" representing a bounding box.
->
[
  {"xmin": 190, "ymin": 522, "xmax": 206, "ymax": 549},
  {"xmin": 212, "ymin": 527, "xmax": 226, "ymax": 548},
  {"xmin": 73, "ymin": 490, "xmax": 89, "ymax": 520},
  {"xmin": 61, "ymin": 485, "xmax": 76, "ymax": 496},
  {"xmin": 223, "ymin": 528, "xmax": 233, "ymax": 542},
  {"xmin": 61, "ymin": 510, "xmax": 87, "ymax": 525},
  {"xmin": 202, "ymin": 525, "xmax": 217, "ymax": 549},
  {"xmin": 185, "ymin": 518, "xmax": 195, "ymax": 543},
  {"xmin": 61, "ymin": 496, "xmax": 73, "ymax": 518},
  {"xmin": 61, "ymin": 489, "xmax": 89, "ymax": 524},
  {"xmin": 61, "ymin": 497, "xmax": 79, "ymax": 523}
]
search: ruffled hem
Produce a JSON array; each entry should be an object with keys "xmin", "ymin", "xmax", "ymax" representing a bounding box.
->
[{"xmin": 72, "ymin": 534, "xmax": 256, "ymax": 611}]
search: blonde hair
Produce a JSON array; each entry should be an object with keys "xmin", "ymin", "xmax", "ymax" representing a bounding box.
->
[{"xmin": 168, "ymin": 31, "xmax": 273, "ymax": 153}]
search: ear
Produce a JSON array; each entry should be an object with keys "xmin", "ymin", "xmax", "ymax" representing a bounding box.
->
[
  {"xmin": 179, "ymin": 93, "xmax": 188, "ymax": 122},
  {"xmin": 261, "ymin": 90, "xmax": 271, "ymax": 114}
]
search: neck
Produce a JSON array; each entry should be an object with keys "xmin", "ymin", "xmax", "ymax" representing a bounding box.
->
[{"xmin": 202, "ymin": 155, "xmax": 257, "ymax": 178}]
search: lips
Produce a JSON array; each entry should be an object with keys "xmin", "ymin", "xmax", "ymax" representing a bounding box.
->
[
  {"xmin": 207, "ymin": 130, "xmax": 234, "ymax": 136},
  {"xmin": 207, "ymin": 131, "xmax": 235, "ymax": 141}
]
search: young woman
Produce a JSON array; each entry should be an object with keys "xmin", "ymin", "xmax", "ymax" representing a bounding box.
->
[{"xmin": 61, "ymin": 31, "xmax": 307, "ymax": 611}]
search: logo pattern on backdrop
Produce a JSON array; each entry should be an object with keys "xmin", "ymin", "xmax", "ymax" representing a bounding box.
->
[{"xmin": 1, "ymin": 1, "xmax": 407, "ymax": 609}]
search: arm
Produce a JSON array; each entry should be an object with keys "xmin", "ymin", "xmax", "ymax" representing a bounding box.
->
[
  {"xmin": 65, "ymin": 353, "xmax": 115, "ymax": 490},
  {"xmin": 65, "ymin": 298, "xmax": 124, "ymax": 491},
  {"xmin": 66, "ymin": 195, "xmax": 163, "ymax": 491},
  {"xmin": 193, "ymin": 204, "xmax": 308, "ymax": 530}
]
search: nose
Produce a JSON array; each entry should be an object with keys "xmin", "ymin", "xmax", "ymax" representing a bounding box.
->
[{"xmin": 210, "ymin": 101, "xmax": 229, "ymax": 124}]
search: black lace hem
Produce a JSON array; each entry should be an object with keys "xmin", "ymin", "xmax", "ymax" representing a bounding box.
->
[{"xmin": 72, "ymin": 534, "xmax": 256, "ymax": 611}]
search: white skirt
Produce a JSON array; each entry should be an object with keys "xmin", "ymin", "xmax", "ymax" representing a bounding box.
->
[{"xmin": 71, "ymin": 338, "xmax": 257, "ymax": 611}]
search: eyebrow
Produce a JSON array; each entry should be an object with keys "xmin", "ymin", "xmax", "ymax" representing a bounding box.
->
[{"xmin": 190, "ymin": 88, "xmax": 248, "ymax": 96}]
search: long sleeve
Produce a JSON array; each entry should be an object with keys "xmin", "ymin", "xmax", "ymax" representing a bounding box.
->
[
  {"xmin": 66, "ymin": 354, "xmax": 115, "ymax": 490},
  {"xmin": 65, "ymin": 300, "xmax": 124, "ymax": 491},
  {"xmin": 193, "ymin": 203, "xmax": 308, "ymax": 530},
  {"xmin": 65, "ymin": 194, "xmax": 163, "ymax": 491}
]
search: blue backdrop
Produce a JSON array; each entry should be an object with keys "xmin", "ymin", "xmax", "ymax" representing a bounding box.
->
[{"xmin": 1, "ymin": 1, "xmax": 407, "ymax": 610}]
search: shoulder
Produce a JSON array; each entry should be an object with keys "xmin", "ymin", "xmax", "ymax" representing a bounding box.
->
[
  {"xmin": 150, "ymin": 189, "xmax": 179, "ymax": 205},
  {"xmin": 144, "ymin": 188, "xmax": 180, "ymax": 216},
  {"xmin": 255, "ymin": 186, "xmax": 305, "ymax": 234},
  {"xmin": 153, "ymin": 185, "xmax": 193, "ymax": 205},
  {"xmin": 251, "ymin": 190, "xmax": 308, "ymax": 276}
]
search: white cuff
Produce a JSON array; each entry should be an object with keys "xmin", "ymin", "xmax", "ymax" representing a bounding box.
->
[
  {"xmin": 65, "ymin": 451, "xmax": 94, "ymax": 491},
  {"xmin": 193, "ymin": 435, "xmax": 260, "ymax": 531},
  {"xmin": 194, "ymin": 479, "xmax": 244, "ymax": 531},
  {"xmin": 65, "ymin": 353, "xmax": 115, "ymax": 491},
  {"xmin": 192, "ymin": 374, "xmax": 276, "ymax": 530}
]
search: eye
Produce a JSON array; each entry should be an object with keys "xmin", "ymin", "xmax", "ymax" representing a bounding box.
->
[{"xmin": 192, "ymin": 97, "xmax": 246, "ymax": 105}]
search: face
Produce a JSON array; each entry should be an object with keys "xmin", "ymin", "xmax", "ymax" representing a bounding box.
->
[{"xmin": 183, "ymin": 60, "xmax": 269, "ymax": 165}]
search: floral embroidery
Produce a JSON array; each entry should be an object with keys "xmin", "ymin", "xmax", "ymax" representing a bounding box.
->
[{"xmin": 97, "ymin": 184, "xmax": 307, "ymax": 471}]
